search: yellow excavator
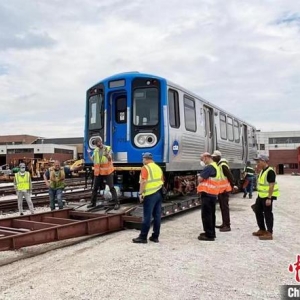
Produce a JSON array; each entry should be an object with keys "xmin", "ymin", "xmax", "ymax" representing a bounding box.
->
[{"xmin": 63, "ymin": 159, "xmax": 85, "ymax": 176}]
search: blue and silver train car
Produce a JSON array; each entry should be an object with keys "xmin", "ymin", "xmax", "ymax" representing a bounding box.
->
[{"xmin": 84, "ymin": 71, "xmax": 257, "ymax": 194}]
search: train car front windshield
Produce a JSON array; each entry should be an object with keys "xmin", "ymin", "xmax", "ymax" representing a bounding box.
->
[
  {"xmin": 132, "ymin": 88, "xmax": 159, "ymax": 126},
  {"xmin": 88, "ymin": 92, "xmax": 104, "ymax": 130}
]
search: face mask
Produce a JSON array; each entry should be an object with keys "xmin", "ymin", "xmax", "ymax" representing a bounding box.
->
[
  {"xmin": 20, "ymin": 168, "xmax": 25, "ymax": 173},
  {"xmin": 200, "ymin": 161, "xmax": 206, "ymax": 167}
]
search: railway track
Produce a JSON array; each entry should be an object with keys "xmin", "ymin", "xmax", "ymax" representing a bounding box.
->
[
  {"xmin": 0, "ymin": 189, "xmax": 92, "ymax": 212},
  {"xmin": 0, "ymin": 178, "xmax": 92, "ymax": 197}
]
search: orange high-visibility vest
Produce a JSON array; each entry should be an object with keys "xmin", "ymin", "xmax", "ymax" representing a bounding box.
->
[
  {"xmin": 93, "ymin": 145, "xmax": 114, "ymax": 176},
  {"xmin": 218, "ymin": 159, "xmax": 232, "ymax": 193},
  {"xmin": 197, "ymin": 162, "xmax": 221, "ymax": 195}
]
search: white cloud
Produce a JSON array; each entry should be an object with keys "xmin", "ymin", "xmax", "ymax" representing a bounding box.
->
[{"xmin": 0, "ymin": 0, "xmax": 300, "ymax": 137}]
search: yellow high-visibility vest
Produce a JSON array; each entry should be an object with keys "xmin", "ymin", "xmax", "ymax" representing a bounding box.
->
[
  {"xmin": 141, "ymin": 162, "xmax": 163, "ymax": 196},
  {"xmin": 15, "ymin": 172, "xmax": 30, "ymax": 191},
  {"xmin": 218, "ymin": 160, "xmax": 232, "ymax": 193},
  {"xmin": 257, "ymin": 167, "xmax": 279, "ymax": 198},
  {"xmin": 93, "ymin": 146, "xmax": 114, "ymax": 176}
]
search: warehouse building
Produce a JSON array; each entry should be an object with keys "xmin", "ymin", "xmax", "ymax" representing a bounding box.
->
[
  {"xmin": 256, "ymin": 130, "xmax": 300, "ymax": 174},
  {"xmin": 0, "ymin": 135, "xmax": 83, "ymax": 168}
]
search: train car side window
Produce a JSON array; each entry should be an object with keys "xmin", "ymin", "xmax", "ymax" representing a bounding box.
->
[
  {"xmin": 115, "ymin": 96, "xmax": 127, "ymax": 123},
  {"xmin": 220, "ymin": 113, "xmax": 227, "ymax": 140},
  {"xmin": 184, "ymin": 96, "xmax": 196, "ymax": 132},
  {"xmin": 234, "ymin": 120, "xmax": 240, "ymax": 143},
  {"xmin": 168, "ymin": 89, "xmax": 180, "ymax": 128},
  {"xmin": 227, "ymin": 116, "xmax": 234, "ymax": 141}
]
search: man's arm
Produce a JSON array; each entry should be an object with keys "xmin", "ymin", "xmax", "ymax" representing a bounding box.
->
[
  {"xmin": 222, "ymin": 165, "xmax": 235, "ymax": 187},
  {"xmin": 268, "ymin": 183, "xmax": 275, "ymax": 198},
  {"xmin": 267, "ymin": 170, "xmax": 276, "ymax": 198},
  {"xmin": 198, "ymin": 166, "xmax": 216, "ymax": 183},
  {"xmin": 87, "ymin": 149, "xmax": 94, "ymax": 162},
  {"xmin": 64, "ymin": 167, "xmax": 72, "ymax": 178},
  {"xmin": 104, "ymin": 147, "xmax": 112, "ymax": 162},
  {"xmin": 43, "ymin": 170, "xmax": 50, "ymax": 187},
  {"xmin": 139, "ymin": 167, "xmax": 148, "ymax": 194},
  {"xmin": 29, "ymin": 173, "xmax": 32, "ymax": 193},
  {"xmin": 14, "ymin": 176, "xmax": 17, "ymax": 192}
]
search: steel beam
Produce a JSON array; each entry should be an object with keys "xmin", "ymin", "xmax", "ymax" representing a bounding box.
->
[{"xmin": 0, "ymin": 209, "xmax": 124, "ymax": 251}]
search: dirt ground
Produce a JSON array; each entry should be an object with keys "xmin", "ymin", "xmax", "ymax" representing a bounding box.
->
[{"xmin": 0, "ymin": 175, "xmax": 299, "ymax": 300}]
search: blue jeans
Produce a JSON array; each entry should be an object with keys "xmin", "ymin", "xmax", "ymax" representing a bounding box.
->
[
  {"xmin": 49, "ymin": 188, "xmax": 63, "ymax": 210},
  {"xmin": 140, "ymin": 190, "xmax": 163, "ymax": 239},
  {"xmin": 243, "ymin": 177, "xmax": 254, "ymax": 196}
]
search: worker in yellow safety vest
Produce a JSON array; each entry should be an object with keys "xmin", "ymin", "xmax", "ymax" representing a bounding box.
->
[
  {"xmin": 87, "ymin": 137, "xmax": 119, "ymax": 209},
  {"xmin": 211, "ymin": 150, "xmax": 238, "ymax": 232},
  {"xmin": 197, "ymin": 152, "xmax": 221, "ymax": 241},
  {"xmin": 252, "ymin": 154, "xmax": 279, "ymax": 240},
  {"xmin": 132, "ymin": 152, "xmax": 164, "ymax": 244},
  {"xmin": 14, "ymin": 163, "xmax": 34, "ymax": 215}
]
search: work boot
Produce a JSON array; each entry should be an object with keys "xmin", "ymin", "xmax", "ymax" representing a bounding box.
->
[
  {"xmin": 87, "ymin": 202, "xmax": 96, "ymax": 208},
  {"xmin": 220, "ymin": 226, "xmax": 231, "ymax": 232},
  {"xmin": 199, "ymin": 232, "xmax": 216, "ymax": 239},
  {"xmin": 114, "ymin": 202, "xmax": 120, "ymax": 210},
  {"xmin": 243, "ymin": 193, "xmax": 247, "ymax": 198},
  {"xmin": 149, "ymin": 236, "xmax": 159, "ymax": 243},
  {"xmin": 132, "ymin": 237, "xmax": 147, "ymax": 244},
  {"xmin": 198, "ymin": 235, "xmax": 215, "ymax": 241},
  {"xmin": 252, "ymin": 229, "xmax": 268, "ymax": 237},
  {"xmin": 215, "ymin": 224, "xmax": 224, "ymax": 229},
  {"xmin": 259, "ymin": 232, "xmax": 273, "ymax": 240},
  {"xmin": 249, "ymin": 195, "xmax": 252, "ymax": 199}
]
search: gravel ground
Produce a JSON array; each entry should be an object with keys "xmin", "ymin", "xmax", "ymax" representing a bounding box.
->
[{"xmin": 0, "ymin": 175, "xmax": 299, "ymax": 300}]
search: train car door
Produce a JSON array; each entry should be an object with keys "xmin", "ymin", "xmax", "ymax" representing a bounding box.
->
[
  {"xmin": 109, "ymin": 92, "xmax": 128, "ymax": 163},
  {"xmin": 203, "ymin": 105, "xmax": 214, "ymax": 154},
  {"xmin": 242, "ymin": 124, "xmax": 248, "ymax": 162}
]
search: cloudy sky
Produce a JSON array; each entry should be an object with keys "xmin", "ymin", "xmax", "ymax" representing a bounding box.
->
[{"xmin": 0, "ymin": 0, "xmax": 299, "ymax": 138}]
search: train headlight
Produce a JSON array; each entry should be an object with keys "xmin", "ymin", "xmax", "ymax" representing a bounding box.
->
[
  {"xmin": 134, "ymin": 133, "xmax": 157, "ymax": 148},
  {"xmin": 138, "ymin": 136, "xmax": 146, "ymax": 145},
  {"xmin": 89, "ymin": 136, "xmax": 101, "ymax": 149}
]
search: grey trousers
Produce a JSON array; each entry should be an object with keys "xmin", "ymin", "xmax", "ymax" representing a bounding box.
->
[{"xmin": 17, "ymin": 191, "xmax": 34, "ymax": 214}]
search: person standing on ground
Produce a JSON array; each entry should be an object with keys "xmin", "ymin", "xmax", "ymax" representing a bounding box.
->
[
  {"xmin": 87, "ymin": 137, "xmax": 119, "ymax": 210},
  {"xmin": 14, "ymin": 162, "xmax": 34, "ymax": 215},
  {"xmin": 44, "ymin": 160, "xmax": 70, "ymax": 211},
  {"xmin": 132, "ymin": 152, "xmax": 164, "ymax": 244},
  {"xmin": 197, "ymin": 152, "xmax": 221, "ymax": 241},
  {"xmin": 252, "ymin": 154, "xmax": 279, "ymax": 240},
  {"xmin": 211, "ymin": 150, "xmax": 238, "ymax": 232},
  {"xmin": 43, "ymin": 160, "xmax": 83, "ymax": 211},
  {"xmin": 242, "ymin": 161, "xmax": 255, "ymax": 199}
]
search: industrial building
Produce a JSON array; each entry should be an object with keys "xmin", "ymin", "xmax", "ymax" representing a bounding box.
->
[
  {"xmin": 1, "ymin": 131, "xmax": 300, "ymax": 175},
  {"xmin": 256, "ymin": 130, "xmax": 300, "ymax": 174},
  {"xmin": 0, "ymin": 135, "xmax": 83, "ymax": 169}
]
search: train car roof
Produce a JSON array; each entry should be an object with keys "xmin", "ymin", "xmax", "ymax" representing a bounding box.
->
[
  {"xmin": 90, "ymin": 71, "xmax": 256, "ymax": 129},
  {"xmin": 91, "ymin": 71, "xmax": 166, "ymax": 87}
]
